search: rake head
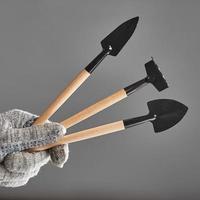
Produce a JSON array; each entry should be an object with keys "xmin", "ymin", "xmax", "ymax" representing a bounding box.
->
[{"xmin": 145, "ymin": 59, "xmax": 168, "ymax": 92}]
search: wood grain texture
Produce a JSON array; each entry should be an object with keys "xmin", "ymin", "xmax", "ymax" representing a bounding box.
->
[
  {"xmin": 61, "ymin": 89, "xmax": 127, "ymax": 128},
  {"xmin": 33, "ymin": 69, "xmax": 90, "ymax": 125},
  {"xmin": 29, "ymin": 120, "xmax": 125, "ymax": 152}
]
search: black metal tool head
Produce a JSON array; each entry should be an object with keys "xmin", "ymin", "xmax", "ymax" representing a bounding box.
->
[
  {"xmin": 101, "ymin": 17, "xmax": 139, "ymax": 56},
  {"xmin": 145, "ymin": 59, "xmax": 168, "ymax": 92},
  {"xmin": 147, "ymin": 99, "xmax": 188, "ymax": 133}
]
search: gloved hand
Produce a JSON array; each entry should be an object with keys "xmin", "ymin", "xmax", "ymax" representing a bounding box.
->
[{"xmin": 0, "ymin": 109, "xmax": 69, "ymax": 187}]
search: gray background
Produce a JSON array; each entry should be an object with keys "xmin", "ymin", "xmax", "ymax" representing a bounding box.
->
[{"xmin": 0, "ymin": 0, "xmax": 199, "ymax": 199}]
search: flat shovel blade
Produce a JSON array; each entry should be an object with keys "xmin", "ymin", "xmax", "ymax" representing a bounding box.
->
[
  {"xmin": 147, "ymin": 99, "xmax": 188, "ymax": 133},
  {"xmin": 101, "ymin": 17, "xmax": 139, "ymax": 56}
]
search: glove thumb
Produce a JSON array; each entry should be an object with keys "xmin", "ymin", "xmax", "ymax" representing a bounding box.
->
[{"xmin": 0, "ymin": 122, "xmax": 66, "ymax": 157}]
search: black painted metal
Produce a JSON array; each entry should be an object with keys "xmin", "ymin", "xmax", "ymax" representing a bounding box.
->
[
  {"xmin": 145, "ymin": 59, "xmax": 168, "ymax": 91},
  {"xmin": 124, "ymin": 59, "xmax": 168, "ymax": 96},
  {"xmin": 85, "ymin": 17, "xmax": 139, "ymax": 74},
  {"xmin": 123, "ymin": 114, "xmax": 154, "ymax": 129},
  {"xmin": 123, "ymin": 99, "xmax": 188, "ymax": 133},
  {"xmin": 124, "ymin": 78, "xmax": 147, "ymax": 96},
  {"xmin": 148, "ymin": 99, "xmax": 188, "ymax": 133},
  {"xmin": 101, "ymin": 17, "xmax": 139, "ymax": 56},
  {"xmin": 85, "ymin": 49, "xmax": 109, "ymax": 73}
]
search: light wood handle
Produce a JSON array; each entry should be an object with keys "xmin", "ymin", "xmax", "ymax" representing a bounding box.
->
[
  {"xmin": 33, "ymin": 69, "xmax": 90, "ymax": 125},
  {"xmin": 29, "ymin": 120, "xmax": 125, "ymax": 152},
  {"xmin": 60, "ymin": 89, "xmax": 127, "ymax": 128}
]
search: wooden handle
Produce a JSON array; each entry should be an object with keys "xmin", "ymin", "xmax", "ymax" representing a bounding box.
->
[
  {"xmin": 60, "ymin": 89, "xmax": 127, "ymax": 128},
  {"xmin": 29, "ymin": 120, "xmax": 125, "ymax": 152},
  {"xmin": 33, "ymin": 69, "xmax": 90, "ymax": 125}
]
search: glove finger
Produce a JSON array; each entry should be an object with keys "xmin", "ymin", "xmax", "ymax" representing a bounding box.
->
[
  {"xmin": 4, "ymin": 151, "xmax": 50, "ymax": 173},
  {"xmin": 0, "ymin": 180, "xmax": 29, "ymax": 187},
  {"xmin": 0, "ymin": 164, "xmax": 28, "ymax": 182},
  {"xmin": 0, "ymin": 165, "xmax": 40, "ymax": 187},
  {"xmin": 49, "ymin": 144, "xmax": 69, "ymax": 168},
  {"xmin": 4, "ymin": 109, "xmax": 37, "ymax": 129},
  {"xmin": 0, "ymin": 122, "xmax": 66, "ymax": 156},
  {"xmin": 23, "ymin": 117, "xmax": 51, "ymax": 128}
]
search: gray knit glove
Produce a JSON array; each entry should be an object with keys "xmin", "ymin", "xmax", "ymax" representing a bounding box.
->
[{"xmin": 0, "ymin": 109, "xmax": 69, "ymax": 187}]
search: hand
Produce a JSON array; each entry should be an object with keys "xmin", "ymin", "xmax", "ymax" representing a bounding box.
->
[{"xmin": 0, "ymin": 109, "xmax": 69, "ymax": 187}]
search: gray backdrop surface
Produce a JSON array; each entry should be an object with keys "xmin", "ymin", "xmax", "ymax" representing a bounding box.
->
[{"xmin": 0, "ymin": 0, "xmax": 199, "ymax": 199}]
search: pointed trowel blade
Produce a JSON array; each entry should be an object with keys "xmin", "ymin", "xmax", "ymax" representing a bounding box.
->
[
  {"xmin": 148, "ymin": 99, "xmax": 188, "ymax": 133},
  {"xmin": 101, "ymin": 17, "xmax": 139, "ymax": 56}
]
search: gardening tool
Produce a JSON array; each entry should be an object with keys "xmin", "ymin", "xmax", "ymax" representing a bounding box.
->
[
  {"xmin": 34, "ymin": 17, "xmax": 139, "ymax": 125},
  {"xmin": 60, "ymin": 59, "xmax": 168, "ymax": 129},
  {"xmin": 30, "ymin": 99, "xmax": 188, "ymax": 152}
]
